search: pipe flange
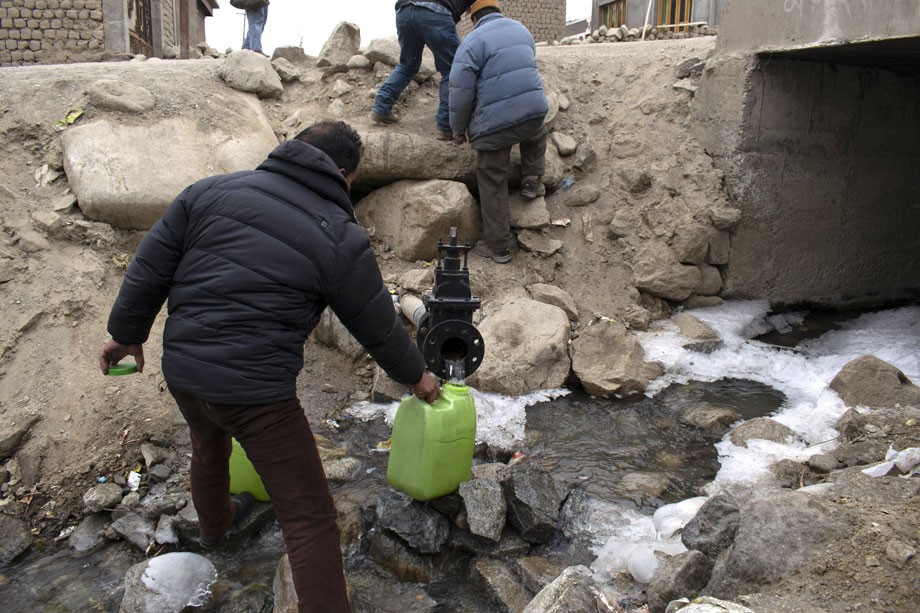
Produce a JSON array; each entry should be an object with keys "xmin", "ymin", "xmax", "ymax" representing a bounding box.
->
[{"xmin": 419, "ymin": 320, "xmax": 485, "ymax": 380}]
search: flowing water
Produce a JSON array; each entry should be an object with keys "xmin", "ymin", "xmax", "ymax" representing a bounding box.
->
[{"xmin": 3, "ymin": 301, "xmax": 918, "ymax": 610}]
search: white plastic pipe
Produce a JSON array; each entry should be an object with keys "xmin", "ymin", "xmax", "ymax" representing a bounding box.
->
[
  {"xmin": 643, "ymin": 0, "xmax": 653, "ymax": 40},
  {"xmin": 399, "ymin": 294, "xmax": 428, "ymax": 328}
]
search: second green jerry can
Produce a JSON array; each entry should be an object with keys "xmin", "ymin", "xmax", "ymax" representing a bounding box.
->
[{"xmin": 387, "ymin": 382, "xmax": 477, "ymax": 501}]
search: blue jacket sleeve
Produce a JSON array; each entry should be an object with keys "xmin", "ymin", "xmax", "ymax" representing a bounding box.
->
[
  {"xmin": 448, "ymin": 40, "xmax": 481, "ymax": 135},
  {"xmin": 106, "ymin": 187, "xmax": 192, "ymax": 345}
]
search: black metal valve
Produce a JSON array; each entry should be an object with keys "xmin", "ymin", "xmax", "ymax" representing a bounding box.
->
[{"xmin": 416, "ymin": 228, "xmax": 485, "ymax": 381}]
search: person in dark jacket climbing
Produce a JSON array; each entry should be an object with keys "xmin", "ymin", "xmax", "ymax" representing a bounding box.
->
[
  {"xmin": 98, "ymin": 120, "xmax": 440, "ymax": 612},
  {"xmin": 449, "ymin": 0, "xmax": 549, "ymax": 264},
  {"xmin": 370, "ymin": 0, "xmax": 474, "ymax": 139}
]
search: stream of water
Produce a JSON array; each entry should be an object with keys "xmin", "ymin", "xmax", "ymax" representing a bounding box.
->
[{"xmin": 3, "ymin": 301, "xmax": 917, "ymax": 610}]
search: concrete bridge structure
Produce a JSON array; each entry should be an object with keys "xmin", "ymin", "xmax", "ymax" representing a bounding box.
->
[{"xmin": 693, "ymin": 0, "xmax": 920, "ymax": 306}]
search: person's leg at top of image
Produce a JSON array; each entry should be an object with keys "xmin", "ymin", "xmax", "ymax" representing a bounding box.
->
[
  {"xmin": 243, "ymin": 6, "xmax": 268, "ymax": 53},
  {"xmin": 371, "ymin": 7, "xmax": 425, "ymax": 121},
  {"xmin": 415, "ymin": 8, "xmax": 461, "ymax": 135}
]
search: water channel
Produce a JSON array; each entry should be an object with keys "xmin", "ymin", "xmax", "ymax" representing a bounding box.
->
[{"xmin": 2, "ymin": 301, "xmax": 917, "ymax": 610}]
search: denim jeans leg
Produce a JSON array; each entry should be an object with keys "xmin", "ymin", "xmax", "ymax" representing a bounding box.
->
[
  {"xmin": 244, "ymin": 7, "xmax": 267, "ymax": 52},
  {"xmin": 373, "ymin": 8, "xmax": 424, "ymax": 115},
  {"xmin": 417, "ymin": 11, "xmax": 460, "ymax": 132}
]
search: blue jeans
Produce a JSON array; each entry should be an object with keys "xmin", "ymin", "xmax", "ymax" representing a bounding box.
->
[
  {"xmin": 372, "ymin": 6, "xmax": 460, "ymax": 133},
  {"xmin": 242, "ymin": 6, "xmax": 268, "ymax": 53}
]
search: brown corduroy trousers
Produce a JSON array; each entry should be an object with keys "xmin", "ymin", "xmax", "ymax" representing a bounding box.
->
[{"xmin": 170, "ymin": 387, "xmax": 351, "ymax": 613}]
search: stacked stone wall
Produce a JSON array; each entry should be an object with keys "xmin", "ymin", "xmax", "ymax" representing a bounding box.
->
[
  {"xmin": 458, "ymin": 0, "xmax": 565, "ymax": 45},
  {"xmin": 0, "ymin": 0, "xmax": 104, "ymax": 66},
  {"xmin": 161, "ymin": 0, "xmax": 175, "ymax": 48}
]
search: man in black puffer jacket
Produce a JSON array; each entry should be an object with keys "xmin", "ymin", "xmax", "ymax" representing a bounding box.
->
[{"xmin": 99, "ymin": 121, "xmax": 439, "ymax": 612}]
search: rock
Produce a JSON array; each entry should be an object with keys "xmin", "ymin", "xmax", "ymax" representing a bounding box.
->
[
  {"xmin": 0, "ymin": 513, "xmax": 31, "ymax": 566},
  {"xmin": 473, "ymin": 558, "xmax": 534, "ymax": 612},
  {"xmin": 364, "ymin": 36, "xmax": 400, "ymax": 66},
  {"xmin": 62, "ymin": 107, "xmax": 276, "ymax": 231},
  {"xmin": 834, "ymin": 409, "xmax": 867, "ymax": 441},
  {"xmin": 706, "ymin": 229, "xmax": 731, "ymax": 265},
  {"xmin": 523, "ymin": 565, "xmax": 598, "ymax": 613},
  {"xmin": 673, "ymin": 313, "xmax": 720, "ymax": 343},
  {"xmin": 468, "ymin": 292, "xmax": 570, "ymax": 396},
  {"xmin": 120, "ymin": 552, "xmax": 217, "ymax": 612},
  {"xmin": 806, "ymin": 453, "xmax": 839, "ymax": 474},
  {"xmin": 271, "ymin": 57, "xmax": 302, "ymax": 82},
  {"xmin": 111, "ymin": 512, "xmax": 155, "ymax": 551},
  {"xmin": 647, "ymin": 550, "xmax": 713, "ymax": 613},
  {"xmin": 514, "ymin": 556, "xmax": 567, "ymax": 594},
  {"xmin": 681, "ymin": 494, "xmax": 740, "ymax": 559},
  {"xmin": 509, "ymin": 192, "xmax": 551, "ymax": 229},
  {"xmin": 563, "ymin": 185, "xmax": 601, "ymax": 207},
  {"xmin": 356, "ymin": 179, "xmax": 480, "ymax": 261},
  {"xmin": 671, "ymin": 222, "xmax": 711, "ymax": 264},
  {"xmin": 30, "ymin": 210, "xmax": 116, "ymax": 248},
  {"xmin": 140, "ymin": 443, "xmax": 168, "ymax": 469},
  {"xmin": 516, "ymin": 230, "xmax": 564, "ymax": 256},
  {"xmin": 681, "ymin": 403, "xmax": 741, "ymax": 433},
  {"xmin": 355, "ymin": 131, "xmax": 477, "ymax": 188},
  {"xmin": 728, "ymin": 417, "xmax": 797, "ymax": 448},
  {"xmin": 68, "ymin": 513, "xmax": 108, "ymax": 554},
  {"xmin": 571, "ymin": 321, "xmax": 662, "ymax": 397},
  {"xmin": 271, "ymin": 45, "xmax": 308, "ymax": 65},
  {"xmin": 316, "ymin": 22, "xmax": 361, "ymax": 68},
  {"xmin": 459, "ymin": 476, "xmax": 506, "ymax": 541},
  {"xmin": 311, "ymin": 307, "xmax": 365, "ymax": 360},
  {"xmin": 502, "ymin": 461, "xmax": 566, "ymax": 543},
  {"xmin": 87, "ymin": 79, "xmax": 155, "ymax": 113},
  {"xmin": 675, "ymin": 57, "xmax": 706, "ymax": 79},
  {"xmin": 709, "ymin": 207, "xmax": 741, "ymax": 231},
  {"xmin": 371, "ymin": 365, "xmax": 410, "ymax": 403},
  {"xmin": 148, "ymin": 464, "xmax": 171, "ymax": 481},
  {"xmin": 550, "ymin": 131, "xmax": 577, "ymax": 156},
  {"xmin": 527, "ymin": 283, "xmax": 578, "ymax": 321},
  {"xmin": 696, "ymin": 263, "xmax": 723, "ymax": 296},
  {"xmin": 154, "ymin": 514, "xmax": 179, "ymax": 545},
  {"xmin": 704, "ymin": 491, "xmax": 857, "ymax": 596},
  {"xmin": 633, "ymin": 241, "xmax": 702, "ymax": 302},
  {"xmin": 322, "ymin": 457, "xmax": 362, "ymax": 482},
  {"xmin": 218, "ymin": 50, "xmax": 284, "ymax": 98},
  {"xmin": 376, "ymin": 489, "xmax": 450, "ymax": 554},
  {"xmin": 617, "ymin": 470, "xmax": 672, "ymax": 498},
  {"xmin": 331, "ymin": 79, "xmax": 354, "ymax": 97},
  {"xmin": 829, "ymin": 355, "xmax": 920, "ymax": 409},
  {"xmin": 273, "ymin": 554, "xmax": 299, "ymax": 613},
  {"xmin": 83, "ymin": 482, "xmax": 124, "ymax": 512},
  {"xmin": 346, "ymin": 54, "xmax": 371, "ymax": 70},
  {"xmin": 0, "ymin": 414, "xmax": 40, "ymax": 462},
  {"xmin": 885, "ymin": 540, "xmax": 916, "ymax": 566}
]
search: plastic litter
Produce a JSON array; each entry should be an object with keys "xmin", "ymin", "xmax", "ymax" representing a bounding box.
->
[
  {"xmin": 127, "ymin": 470, "xmax": 142, "ymax": 491},
  {"xmin": 861, "ymin": 446, "xmax": 920, "ymax": 478},
  {"xmin": 561, "ymin": 176, "xmax": 576, "ymax": 190},
  {"xmin": 550, "ymin": 217, "xmax": 571, "ymax": 227}
]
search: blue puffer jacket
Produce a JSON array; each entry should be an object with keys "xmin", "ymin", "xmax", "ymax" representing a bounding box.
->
[
  {"xmin": 107, "ymin": 140, "xmax": 425, "ymax": 404},
  {"xmin": 448, "ymin": 13, "xmax": 548, "ymax": 142}
]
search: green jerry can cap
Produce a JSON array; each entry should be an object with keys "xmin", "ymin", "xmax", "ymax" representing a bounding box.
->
[{"xmin": 107, "ymin": 362, "xmax": 138, "ymax": 376}]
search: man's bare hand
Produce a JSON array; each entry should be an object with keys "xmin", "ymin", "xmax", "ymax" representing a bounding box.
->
[
  {"xmin": 411, "ymin": 371, "xmax": 441, "ymax": 403},
  {"xmin": 98, "ymin": 339, "xmax": 145, "ymax": 375}
]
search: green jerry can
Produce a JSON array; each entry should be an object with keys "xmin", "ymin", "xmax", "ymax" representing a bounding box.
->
[
  {"xmin": 229, "ymin": 437, "xmax": 270, "ymax": 502},
  {"xmin": 387, "ymin": 382, "xmax": 477, "ymax": 501}
]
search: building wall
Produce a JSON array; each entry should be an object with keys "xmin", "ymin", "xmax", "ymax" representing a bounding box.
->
[
  {"xmin": 459, "ymin": 0, "xmax": 566, "ymax": 44},
  {"xmin": 591, "ymin": 0, "xmax": 723, "ymax": 31},
  {"xmin": 0, "ymin": 0, "xmax": 106, "ymax": 66}
]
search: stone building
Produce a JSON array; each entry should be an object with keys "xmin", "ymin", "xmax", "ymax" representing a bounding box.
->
[
  {"xmin": 458, "ymin": 0, "xmax": 566, "ymax": 45},
  {"xmin": 0, "ymin": 0, "xmax": 217, "ymax": 67}
]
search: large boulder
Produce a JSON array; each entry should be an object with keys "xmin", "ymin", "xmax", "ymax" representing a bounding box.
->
[
  {"xmin": 829, "ymin": 355, "xmax": 920, "ymax": 409},
  {"xmin": 571, "ymin": 321, "xmax": 663, "ymax": 397},
  {"xmin": 87, "ymin": 79, "xmax": 156, "ymax": 113},
  {"xmin": 633, "ymin": 241, "xmax": 702, "ymax": 302},
  {"xmin": 356, "ymin": 179, "xmax": 480, "ymax": 261},
  {"xmin": 62, "ymin": 104, "xmax": 277, "ymax": 230},
  {"xmin": 468, "ymin": 292, "xmax": 571, "ymax": 395},
  {"xmin": 355, "ymin": 131, "xmax": 477, "ymax": 188},
  {"xmin": 316, "ymin": 22, "xmax": 361, "ymax": 68},
  {"xmin": 218, "ymin": 50, "xmax": 284, "ymax": 98},
  {"xmin": 704, "ymin": 491, "xmax": 856, "ymax": 598}
]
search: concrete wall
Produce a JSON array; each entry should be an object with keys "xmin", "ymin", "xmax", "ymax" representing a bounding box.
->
[
  {"xmin": 717, "ymin": 0, "xmax": 920, "ymax": 54},
  {"xmin": 693, "ymin": 0, "xmax": 920, "ymax": 304}
]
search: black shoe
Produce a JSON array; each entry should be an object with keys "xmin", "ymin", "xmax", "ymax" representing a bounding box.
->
[
  {"xmin": 474, "ymin": 241, "xmax": 511, "ymax": 264},
  {"xmin": 521, "ymin": 176, "xmax": 546, "ymax": 200},
  {"xmin": 197, "ymin": 492, "xmax": 255, "ymax": 550},
  {"xmin": 370, "ymin": 110, "xmax": 399, "ymax": 124},
  {"xmin": 436, "ymin": 129, "xmax": 453, "ymax": 140}
]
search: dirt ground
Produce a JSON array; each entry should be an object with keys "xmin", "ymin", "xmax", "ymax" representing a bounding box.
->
[{"xmin": 0, "ymin": 37, "xmax": 918, "ymax": 611}]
